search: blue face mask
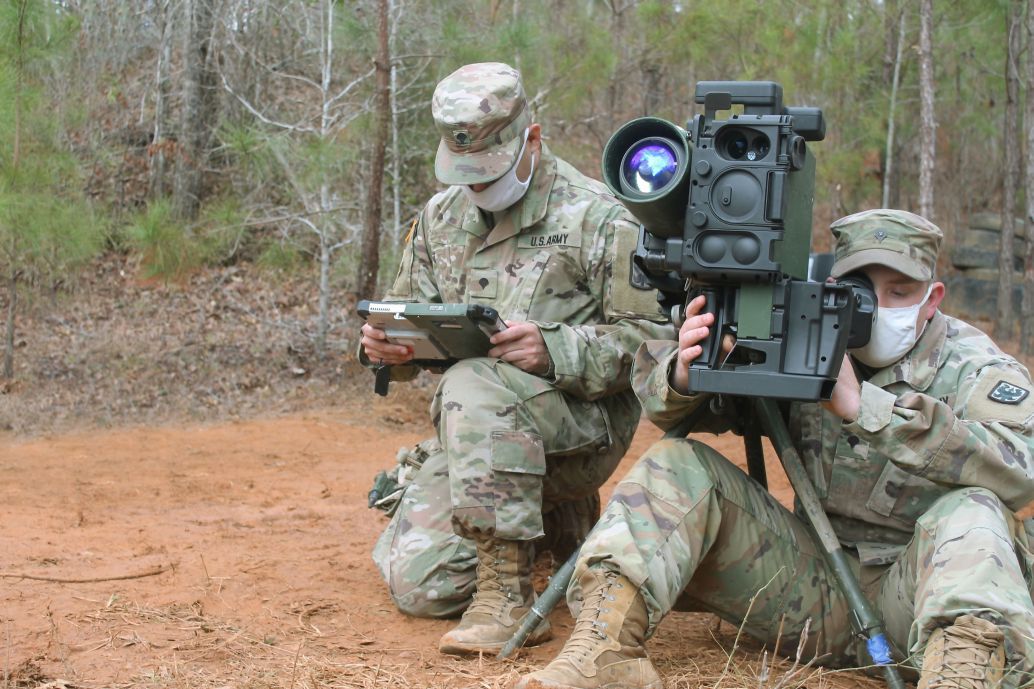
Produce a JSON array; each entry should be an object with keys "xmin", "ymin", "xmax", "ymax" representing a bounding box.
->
[
  {"xmin": 850, "ymin": 284, "xmax": 933, "ymax": 368},
  {"xmin": 461, "ymin": 129, "xmax": 537, "ymax": 212}
]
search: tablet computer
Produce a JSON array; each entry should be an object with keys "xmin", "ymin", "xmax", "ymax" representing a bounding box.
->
[{"xmin": 357, "ymin": 301, "xmax": 507, "ymax": 365}]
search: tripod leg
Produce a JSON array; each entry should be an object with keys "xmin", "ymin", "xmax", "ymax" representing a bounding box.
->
[
  {"xmin": 743, "ymin": 415, "xmax": 767, "ymax": 490},
  {"xmin": 498, "ymin": 548, "xmax": 578, "ymax": 659},
  {"xmin": 754, "ymin": 398, "xmax": 905, "ymax": 689}
]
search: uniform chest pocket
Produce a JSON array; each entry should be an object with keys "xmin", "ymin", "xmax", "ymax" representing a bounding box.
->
[
  {"xmin": 865, "ymin": 459, "xmax": 947, "ymax": 526},
  {"xmin": 483, "ymin": 249, "xmax": 552, "ymax": 321}
]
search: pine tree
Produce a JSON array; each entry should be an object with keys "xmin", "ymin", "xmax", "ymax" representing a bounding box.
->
[{"xmin": 0, "ymin": 1, "xmax": 104, "ymax": 379}]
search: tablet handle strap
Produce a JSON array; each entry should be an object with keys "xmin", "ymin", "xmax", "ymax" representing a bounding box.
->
[{"xmin": 374, "ymin": 365, "xmax": 391, "ymax": 396}]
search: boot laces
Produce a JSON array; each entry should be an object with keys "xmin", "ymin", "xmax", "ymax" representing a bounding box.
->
[
  {"xmin": 465, "ymin": 543, "xmax": 510, "ymax": 616},
  {"xmin": 556, "ymin": 572, "xmax": 616, "ymax": 662},
  {"xmin": 929, "ymin": 631, "xmax": 1001, "ymax": 689}
]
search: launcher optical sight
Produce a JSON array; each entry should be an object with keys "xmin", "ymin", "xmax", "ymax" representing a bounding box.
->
[{"xmin": 602, "ymin": 81, "xmax": 875, "ymax": 400}]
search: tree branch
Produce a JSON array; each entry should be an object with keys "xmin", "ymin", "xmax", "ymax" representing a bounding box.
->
[
  {"xmin": 1, "ymin": 563, "xmax": 175, "ymax": 584},
  {"xmin": 220, "ymin": 70, "xmax": 318, "ymax": 134}
]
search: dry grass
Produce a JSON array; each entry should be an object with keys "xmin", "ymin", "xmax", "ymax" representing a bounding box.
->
[
  {"xmin": 3, "ymin": 595, "xmax": 894, "ymax": 689},
  {"xmin": 12, "ymin": 597, "xmax": 540, "ymax": 689},
  {"xmin": 651, "ymin": 615, "xmax": 891, "ymax": 689}
]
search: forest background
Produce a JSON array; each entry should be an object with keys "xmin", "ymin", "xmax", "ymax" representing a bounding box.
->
[{"xmin": 2, "ymin": 0, "xmax": 1034, "ymax": 431}]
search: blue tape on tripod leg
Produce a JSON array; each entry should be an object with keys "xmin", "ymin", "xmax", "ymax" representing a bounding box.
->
[{"xmin": 866, "ymin": 634, "xmax": 893, "ymax": 665}]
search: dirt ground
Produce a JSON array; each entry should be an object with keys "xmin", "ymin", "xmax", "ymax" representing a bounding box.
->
[
  {"xmin": 10, "ymin": 256, "xmax": 1016, "ymax": 688},
  {"xmin": 0, "ymin": 386, "xmax": 890, "ymax": 689}
]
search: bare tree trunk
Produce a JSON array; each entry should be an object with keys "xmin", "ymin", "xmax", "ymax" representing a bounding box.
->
[
  {"xmin": 883, "ymin": 0, "xmax": 899, "ymax": 84},
  {"xmin": 13, "ymin": 0, "xmax": 25, "ymax": 171},
  {"xmin": 917, "ymin": 0, "xmax": 936, "ymax": 220},
  {"xmin": 389, "ymin": 0, "xmax": 402, "ymax": 245},
  {"xmin": 606, "ymin": 1, "xmax": 626, "ymax": 133},
  {"xmin": 999, "ymin": 0, "xmax": 1022, "ymax": 340},
  {"xmin": 512, "ymin": 0, "xmax": 521, "ymax": 71},
  {"xmin": 3, "ymin": 268, "xmax": 15, "ymax": 380},
  {"xmin": 318, "ymin": 231, "xmax": 332, "ymax": 355},
  {"xmin": 950, "ymin": 42, "xmax": 966, "ymax": 239},
  {"xmin": 883, "ymin": 8, "xmax": 906, "ymax": 209},
  {"xmin": 315, "ymin": 0, "xmax": 335, "ymax": 355},
  {"xmin": 813, "ymin": 4, "xmax": 828, "ymax": 68},
  {"xmin": 149, "ymin": 0, "xmax": 174, "ymax": 199},
  {"xmin": 1023, "ymin": 0, "xmax": 1034, "ymax": 355},
  {"xmin": 174, "ymin": 0, "xmax": 220, "ymax": 222},
  {"xmin": 357, "ymin": 0, "xmax": 390, "ymax": 300},
  {"xmin": 641, "ymin": 63, "xmax": 662, "ymax": 116},
  {"xmin": 4, "ymin": 0, "xmax": 28, "ymax": 380}
]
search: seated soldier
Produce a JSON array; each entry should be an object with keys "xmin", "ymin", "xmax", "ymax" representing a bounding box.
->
[
  {"xmin": 516, "ymin": 209, "xmax": 1034, "ymax": 689},
  {"xmin": 359, "ymin": 62, "xmax": 673, "ymax": 655}
]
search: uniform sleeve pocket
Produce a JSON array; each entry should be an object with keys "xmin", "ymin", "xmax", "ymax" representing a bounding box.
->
[
  {"xmin": 605, "ymin": 225, "xmax": 668, "ymax": 321},
  {"xmin": 866, "ymin": 460, "xmax": 945, "ymax": 524}
]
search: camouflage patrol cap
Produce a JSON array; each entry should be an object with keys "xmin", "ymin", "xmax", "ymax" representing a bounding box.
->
[
  {"xmin": 829, "ymin": 209, "xmax": 943, "ymax": 281},
  {"xmin": 431, "ymin": 62, "xmax": 532, "ymax": 186}
]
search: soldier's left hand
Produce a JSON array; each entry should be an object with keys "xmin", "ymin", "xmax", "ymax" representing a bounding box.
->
[
  {"xmin": 488, "ymin": 321, "xmax": 551, "ymax": 375},
  {"xmin": 822, "ymin": 353, "xmax": 861, "ymax": 422}
]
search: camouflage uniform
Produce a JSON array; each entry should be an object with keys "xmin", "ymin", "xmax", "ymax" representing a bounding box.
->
[
  {"xmin": 367, "ymin": 63, "xmax": 673, "ymax": 619},
  {"xmin": 565, "ymin": 210, "xmax": 1034, "ymax": 687}
]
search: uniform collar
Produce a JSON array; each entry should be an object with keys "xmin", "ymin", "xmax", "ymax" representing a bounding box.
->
[
  {"xmin": 456, "ymin": 144, "xmax": 557, "ymax": 248},
  {"xmin": 865, "ymin": 310, "xmax": 947, "ymax": 391},
  {"xmin": 514, "ymin": 142, "xmax": 556, "ymax": 231}
]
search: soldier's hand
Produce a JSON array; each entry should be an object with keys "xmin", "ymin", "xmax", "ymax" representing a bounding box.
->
[
  {"xmin": 670, "ymin": 295, "xmax": 734, "ymax": 395},
  {"xmin": 361, "ymin": 322, "xmax": 414, "ymax": 366},
  {"xmin": 821, "ymin": 353, "xmax": 861, "ymax": 422},
  {"xmin": 488, "ymin": 321, "xmax": 550, "ymax": 375}
]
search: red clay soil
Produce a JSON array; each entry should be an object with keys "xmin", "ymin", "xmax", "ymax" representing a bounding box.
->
[{"xmin": 0, "ymin": 396, "xmax": 882, "ymax": 689}]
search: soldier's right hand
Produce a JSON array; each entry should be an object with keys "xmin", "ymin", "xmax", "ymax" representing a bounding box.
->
[
  {"xmin": 670, "ymin": 295, "xmax": 734, "ymax": 395},
  {"xmin": 670, "ymin": 295, "xmax": 713, "ymax": 394},
  {"xmin": 361, "ymin": 322, "xmax": 414, "ymax": 366}
]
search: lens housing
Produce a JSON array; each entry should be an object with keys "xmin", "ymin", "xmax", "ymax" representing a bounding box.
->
[
  {"xmin": 620, "ymin": 139, "xmax": 680, "ymax": 195},
  {"xmin": 716, "ymin": 127, "xmax": 771, "ymax": 163},
  {"xmin": 601, "ymin": 117, "xmax": 692, "ymax": 239}
]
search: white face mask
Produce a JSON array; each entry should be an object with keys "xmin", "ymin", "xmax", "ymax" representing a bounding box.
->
[
  {"xmin": 851, "ymin": 284, "xmax": 934, "ymax": 369},
  {"xmin": 460, "ymin": 129, "xmax": 537, "ymax": 212}
]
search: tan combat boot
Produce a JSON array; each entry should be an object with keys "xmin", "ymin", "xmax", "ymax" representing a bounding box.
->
[
  {"xmin": 515, "ymin": 567, "xmax": 662, "ymax": 689},
  {"xmin": 438, "ymin": 537, "xmax": 550, "ymax": 655},
  {"xmin": 918, "ymin": 615, "xmax": 1006, "ymax": 689}
]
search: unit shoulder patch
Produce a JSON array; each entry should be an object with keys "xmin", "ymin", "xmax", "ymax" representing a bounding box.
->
[
  {"xmin": 988, "ymin": 380, "xmax": 1030, "ymax": 405},
  {"xmin": 965, "ymin": 367, "xmax": 1034, "ymax": 426}
]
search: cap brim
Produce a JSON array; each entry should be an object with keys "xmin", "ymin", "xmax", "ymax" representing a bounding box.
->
[
  {"xmin": 830, "ymin": 248, "xmax": 932, "ymax": 281},
  {"xmin": 434, "ymin": 136, "xmax": 522, "ymax": 186}
]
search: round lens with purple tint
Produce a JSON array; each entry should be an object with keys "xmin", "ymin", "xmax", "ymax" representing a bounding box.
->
[{"xmin": 623, "ymin": 141, "xmax": 678, "ymax": 193}]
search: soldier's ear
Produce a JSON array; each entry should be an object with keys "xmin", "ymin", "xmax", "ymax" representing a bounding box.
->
[
  {"xmin": 527, "ymin": 123, "xmax": 542, "ymax": 149},
  {"xmin": 924, "ymin": 281, "xmax": 945, "ymax": 321}
]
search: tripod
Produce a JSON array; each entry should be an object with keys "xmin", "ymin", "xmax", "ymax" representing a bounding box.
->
[{"xmin": 499, "ymin": 397, "xmax": 906, "ymax": 689}]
